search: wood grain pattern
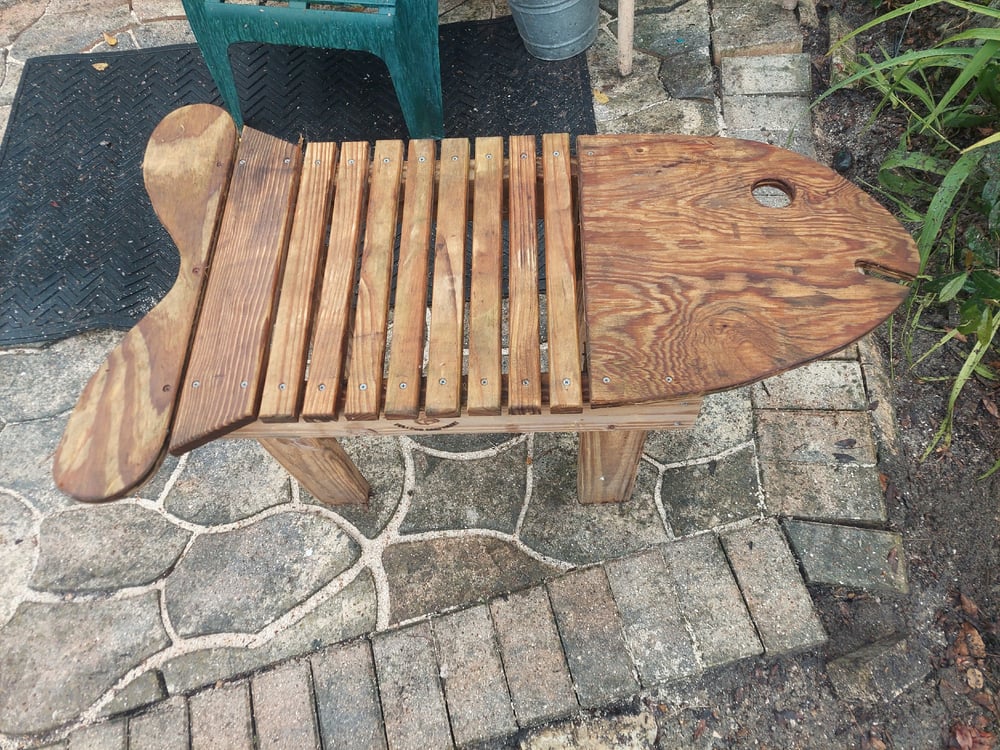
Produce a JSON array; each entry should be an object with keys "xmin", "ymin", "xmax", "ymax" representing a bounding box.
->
[
  {"xmin": 578, "ymin": 430, "xmax": 648, "ymax": 503},
  {"xmin": 543, "ymin": 133, "xmax": 584, "ymax": 413},
  {"xmin": 424, "ymin": 138, "xmax": 470, "ymax": 418},
  {"xmin": 170, "ymin": 127, "xmax": 301, "ymax": 453},
  {"xmin": 507, "ymin": 135, "xmax": 543, "ymax": 416},
  {"xmin": 301, "ymin": 141, "xmax": 370, "ymax": 420},
  {"xmin": 259, "ymin": 140, "xmax": 338, "ymax": 422},
  {"xmin": 467, "ymin": 136, "xmax": 504, "ymax": 416},
  {"xmin": 260, "ymin": 437, "xmax": 370, "ymax": 506},
  {"xmin": 384, "ymin": 140, "xmax": 437, "ymax": 419},
  {"xmin": 53, "ymin": 104, "xmax": 237, "ymax": 501},
  {"xmin": 345, "ymin": 140, "xmax": 405, "ymax": 420},
  {"xmin": 577, "ymin": 134, "xmax": 920, "ymax": 406}
]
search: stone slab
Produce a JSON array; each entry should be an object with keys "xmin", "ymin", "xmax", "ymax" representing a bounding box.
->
[
  {"xmin": 32, "ymin": 504, "xmax": 190, "ymax": 593},
  {"xmin": 761, "ymin": 461, "xmax": 886, "ymax": 522},
  {"xmin": 100, "ymin": 670, "xmax": 167, "ymax": 718},
  {"xmin": 721, "ymin": 521, "xmax": 826, "ymax": 654},
  {"xmin": 432, "ymin": 605, "xmax": 517, "ymax": 746},
  {"xmin": 163, "ymin": 512, "xmax": 358, "ymax": 637},
  {"xmin": 757, "ymin": 410, "xmax": 877, "ymax": 464},
  {"xmin": 711, "ymin": 0, "xmax": 802, "ymax": 63},
  {"xmin": 724, "ymin": 127, "xmax": 816, "ymax": 159},
  {"xmin": 127, "ymin": 697, "xmax": 190, "ymax": 750},
  {"xmin": 827, "ymin": 636, "xmax": 931, "ymax": 702},
  {"xmin": 67, "ymin": 720, "xmax": 126, "ymax": 750},
  {"xmin": 720, "ymin": 53, "xmax": 812, "ymax": 96},
  {"xmin": 723, "ymin": 94, "xmax": 811, "ymax": 133},
  {"xmin": 521, "ymin": 709, "xmax": 658, "ymax": 749},
  {"xmin": 0, "ymin": 593, "xmax": 169, "ymax": 735},
  {"xmin": 664, "ymin": 535, "xmax": 762, "ymax": 668},
  {"xmin": 189, "ymin": 682, "xmax": 254, "ymax": 750},
  {"xmin": 657, "ymin": 448, "xmax": 760, "ymax": 535},
  {"xmin": 605, "ymin": 549, "xmax": 700, "ymax": 686},
  {"xmin": 547, "ymin": 566, "xmax": 638, "ymax": 708},
  {"xmin": 0, "ymin": 490, "xmax": 37, "ymax": 626},
  {"xmin": 8, "ymin": 7, "xmax": 133, "ymax": 59},
  {"xmin": 489, "ymin": 586, "xmax": 577, "ymax": 726},
  {"xmin": 783, "ymin": 520, "xmax": 909, "ymax": 594},
  {"xmin": 312, "ymin": 641, "xmax": 387, "ymax": 750},
  {"xmin": 251, "ymin": 660, "xmax": 321, "ymax": 750},
  {"xmin": 372, "ymin": 622, "xmax": 452, "ymax": 750},
  {"xmin": 644, "ymin": 388, "xmax": 753, "ymax": 462},
  {"xmin": 751, "ymin": 361, "xmax": 868, "ymax": 411}
]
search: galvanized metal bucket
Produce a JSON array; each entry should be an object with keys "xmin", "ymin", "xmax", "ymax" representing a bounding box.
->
[{"xmin": 508, "ymin": 0, "xmax": 600, "ymax": 60}]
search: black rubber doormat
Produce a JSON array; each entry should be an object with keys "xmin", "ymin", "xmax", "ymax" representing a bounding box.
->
[{"xmin": 0, "ymin": 17, "xmax": 596, "ymax": 345}]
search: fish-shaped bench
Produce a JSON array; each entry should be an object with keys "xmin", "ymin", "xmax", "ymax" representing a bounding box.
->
[{"xmin": 53, "ymin": 103, "xmax": 919, "ymax": 506}]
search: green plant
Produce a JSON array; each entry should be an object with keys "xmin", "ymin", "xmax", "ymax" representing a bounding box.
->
[{"xmin": 820, "ymin": 0, "xmax": 1000, "ymax": 476}]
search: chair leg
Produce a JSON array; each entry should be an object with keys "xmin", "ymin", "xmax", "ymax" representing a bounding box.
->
[
  {"xmin": 577, "ymin": 430, "xmax": 648, "ymax": 504},
  {"xmin": 260, "ymin": 437, "xmax": 371, "ymax": 506},
  {"xmin": 181, "ymin": 0, "xmax": 245, "ymax": 129},
  {"xmin": 385, "ymin": 0, "xmax": 444, "ymax": 138}
]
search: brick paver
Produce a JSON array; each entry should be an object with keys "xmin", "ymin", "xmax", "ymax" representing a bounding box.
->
[
  {"xmin": 127, "ymin": 697, "xmax": 189, "ymax": 750},
  {"xmin": 547, "ymin": 566, "xmax": 638, "ymax": 707},
  {"xmin": 433, "ymin": 605, "xmax": 517, "ymax": 746},
  {"xmin": 311, "ymin": 641, "xmax": 387, "ymax": 750},
  {"xmin": 67, "ymin": 719, "xmax": 125, "ymax": 750},
  {"xmin": 489, "ymin": 587, "xmax": 577, "ymax": 726},
  {"xmin": 189, "ymin": 682, "xmax": 254, "ymax": 750},
  {"xmin": 251, "ymin": 660, "xmax": 320, "ymax": 750},
  {"xmin": 372, "ymin": 623, "xmax": 453, "ymax": 750}
]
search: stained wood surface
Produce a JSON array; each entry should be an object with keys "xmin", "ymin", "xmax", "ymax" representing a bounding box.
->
[
  {"xmin": 467, "ymin": 136, "xmax": 505, "ymax": 416},
  {"xmin": 507, "ymin": 135, "xmax": 543, "ymax": 416},
  {"xmin": 424, "ymin": 138, "xmax": 470, "ymax": 418},
  {"xmin": 301, "ymin": 141, "xmax": 370, "ymax": 420},
  {"xmin": 578, "ymin": 430, "xmax": 648, "ymax": 504},
  {"xmin": 53, "ymin": 104, "xmax": 236, "ymax": 501},
  {"xmin": 260, "ymin": 437, "xmax": 370, "ymax": 506},
  {"xmin": 577, "ymin": 134, "xmax": 920, "ymax": 407},
  {"xmin": 169, "ymin": 127, "xmax": 301, "ymax": 452},
  {"xmin": 542, "ymin": 133, "xmax": 584, "ymax": 414},
  {"xmin": 259, "ymin": 140, "xmax": 338, "ymax": 422},
  {"xmin": 345, "ymin": 140, "xmax": 405, "ymax": 420},
  {"xmin": 384, "ymin": 140, "xmax": 437, "ymax": 419}
]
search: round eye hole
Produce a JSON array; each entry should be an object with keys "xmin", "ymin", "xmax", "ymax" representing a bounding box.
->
[{"xmin": 751, "ymin": 178, "xmax": 794, "ymax": 208}]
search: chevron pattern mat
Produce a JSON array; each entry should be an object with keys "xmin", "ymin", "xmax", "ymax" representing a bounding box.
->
[{"xmin": 0, "ymin": 18, "xmax": 595, "ymax": 345}]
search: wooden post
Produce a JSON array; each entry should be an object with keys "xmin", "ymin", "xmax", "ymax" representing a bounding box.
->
[
  {"xmin": 259, "ymin": 437, "xmax": 370, "ymax": 506},
  {"xmin": 577, "ymin": 430, "xmax": 648, "ymax": 504},
  {"xmin": 617, "ymin": 0, "xmax": 635, "ymax": 76}
]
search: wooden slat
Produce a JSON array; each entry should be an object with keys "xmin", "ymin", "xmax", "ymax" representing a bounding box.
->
[
  {"xmin": 466, "ymin": 137, "xmax": 504, "ymax": 416},
  {"xmin": 170, "ymin": 126, "xmax": 301, "ymax": 453},
  {"xmin": 259, "ymin": 437, "xmax": 370, "ymax": 506},
  {"xmin": 542, "ymin": 133, "xmax": 584, "ymax": 413},
  {"xmin": 54, "ymin": 104, "xmax": 237, "ymax": 501},
  {"xmin": 507, "ymin": 135, "xmax": 543, "ymax": 415},
  {"xmin": 345, "ymin": 140, "xmax": 405, "ymax": 420},
  {"xmin": 424, "ymin": 138, "xmax": 470, "ymax": 418},
  {"xmin": 259, "ymin": 140, "xmax": 338, "ymax": 421},
  {"xmin": 384, "ymin": 140, "xmax": 437, "ymax": 419},
  {"xmin": 301, "ymin": 142, "xmax": 370, "ymax": 420},
  {"xmin": 576, "ymin": 134, "xmax": 920, "ymax": 406}
]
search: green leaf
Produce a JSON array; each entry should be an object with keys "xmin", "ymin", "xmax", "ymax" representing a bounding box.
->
[
  {"xmin": 923, "ymin": 41, "xmax": 1000, "ymax": 134},
  {"xmin": 917, "ymin": 150, "xmax": 985, "ymax": 268},
  {"xmin": 970, "ymin": 270, "xmax": 1000, "ymax": 301},
  {"xmin": 938, "ymin": 272, "xmax": 969, "ymax": 302}
]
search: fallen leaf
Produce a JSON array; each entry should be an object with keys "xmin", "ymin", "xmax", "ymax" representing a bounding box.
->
[
  {"xmin": 971, "ymin": 690, "xmax": 997, "ymax": 713},
  {"xmin": 960, "ymin": 593, "xmax": 982, "ymax": 618},
  {"xmin": 693, "ymin": 719, "xmax": 707, "ymax": 740},
  {"xmin": 967, "ymin": 667, "xmax": 985, "ymax": 690},
  {"xmin": 949, "ymin": 722, "xmax": 996, "ymax": 750},
  {"xmin": 593, "ymin": 89, "xmax": 610, "ymax": 104},
  {"xmin": 92, "ymin": 62, "xmax": 109, "ymax": 71},
  {"xmin": 103, "ymin": 32, "xmax": 118, "ymax": 46},
  {"xmin": 962, "ymin": 622, "xmax": 987, "ymax": 659},
  {"xmin": 984, "ymin": 398, "xmax": 999, "ymax": 419},
  {"xmin": 887, "ymin": 547, "xmax": 899, "ymax": 574}
]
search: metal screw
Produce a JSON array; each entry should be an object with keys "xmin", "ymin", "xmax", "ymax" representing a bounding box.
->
[
  {"xmin": 553, "ymin": 150, "xmax": 560, "ymax": 157},
  {"xmin": 238, "ymin": 159, "xmax": 246, "ymax": 166},
  {"xmin": 480, "ymin": 378, "xmax": 488, "ymax": 386},
  {"xmin": 399, "ymin": 382, "xmax": 407, "ymax": 389},
  {"xmin": 382, "ymin": 157, "xmax": 390, "ymax": 164},
  {"xmin": 318, "ymin": 383, "xmax": 326, "ymax": 392},
  {"xmin": 602, "ymin": 376, "xmax": 611, "ymax": 384},
  {"xmin": 587, "ymin": 151, "xmax": 594, "ymax": 156},
  {"xmin": 314, "ymin": 159, "xmax": 321, "ymax": 166},
  {"xmin": 418, "ymin": 156, "xmax": 426, "ymax": 163},
  {"xmin": 520, "ymin": 153, "xmax": 528, "ymax": 159},
  {"xmin": 359, "ymin": 383, "xmax": 368, "ymax": 391},
  {"xmin": 451, "ymin": 155, "xmax": 459, "ymax": 161},
  {"xmin": 521, "ymin": 379, "xmax": 530, "ymax": 386},
  {"xmin": 279, "ymin": 383, "xmax": 287, "ymax": 391},
  {"xmin": 439, "ymin": 378, "xmax": 447, "ymax": 385},
  {"xmin": 240, "ymin": 380, "xmax": 248, "ymax": 389},
  {"xmin": 283, "ymin": 157, "xmax": 291, "ymax": 164},
  {"xmin": 562, "ymin": 378, "xmax": 571, "ymax": 387},
  {"xmin": 665, "ymin": 376, "xmax": 674, "ymax": 383},
  {"xmin": 347, "ymin": 158, "xmax": 355, "ymax": 166},
  {"xmin": 191, "ymin": 380, "xmax": 200, "ymax": 388}
]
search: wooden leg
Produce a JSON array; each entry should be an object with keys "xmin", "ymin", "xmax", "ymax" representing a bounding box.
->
[
  {"xmin": 617, "ymin": 0, "xmax": 635, "ymax": 76},
  {"xmin": 577, "ymin": 430, "xmax": 648, "ymax": 504},
  {"xmin": 259, "ymin": 437, "xmax": 370, "ymax": 506}
]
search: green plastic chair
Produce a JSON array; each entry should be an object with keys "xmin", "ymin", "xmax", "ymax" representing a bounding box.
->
[{"xmin": 181, "ymin": 0, "xmax": 444, "ymax": 139}]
